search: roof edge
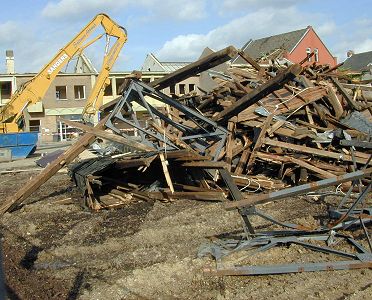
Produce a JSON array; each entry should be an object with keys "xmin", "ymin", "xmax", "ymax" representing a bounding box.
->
[{"xmin": 289, "ymin": 27, "xmax": 310, "ymax": 53}]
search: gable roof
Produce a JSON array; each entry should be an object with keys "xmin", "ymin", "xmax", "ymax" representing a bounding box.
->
[
  {"xmin": 74, "ymin": 53, "xmax": 98, "ymax": 74},
  {"xmin": 343, "ymin": 50, "xmax": 372, "ymax": 72},
  {"xmin": 141, "ymin": 53, "xmax": 164, "ymax": 72},
  {"xmin": 198, "ymin": 47, "xmax": 230, "ymax": 92},
  {"xmin": 141, "ymin": 53, "xmax": 190, "ymax": 72},
  {"xmin": 233, "ymin": 27, "xmax": 308, "ymax": 64}
]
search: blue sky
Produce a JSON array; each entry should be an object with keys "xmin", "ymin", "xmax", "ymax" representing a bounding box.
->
[{"xmin": 0, "ymin": 0, "xmax": 371, "ymax": 73}]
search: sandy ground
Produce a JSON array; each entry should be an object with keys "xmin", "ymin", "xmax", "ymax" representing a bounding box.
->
[{"xmin": 0, "ymin": 157, "xmax": 371, "ymax": 299}]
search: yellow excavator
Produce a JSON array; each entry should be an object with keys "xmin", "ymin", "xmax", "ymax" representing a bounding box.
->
[{"xmin": 0, "ymin": 13, "xmax": 127, "ymax": 158}]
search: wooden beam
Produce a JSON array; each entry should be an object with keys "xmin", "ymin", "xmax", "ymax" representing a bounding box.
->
[
  {"xmin": 151, "ymin": 46, "xmax": 238, "ymax": 90},
  {"xmin": 340, "ymin": 139, "xmax": 372, "ymax": 149},
  {"xmin": 182, "ymin": 161, "xmax": 229, "ymax": 169},
  {"xmin": 159, "ymin": 153, "xmax": 174, "ymax": 193},
  {"xmin": 330, "ymin": 77, "xmax": 360, "ymax": 110},
  {"xmin": 59, "ymin": 118, "xmax": 154, "ymax": 152},
  {"xmin": 255, "ymin": 152, "xmax": 335, "ymax": 179},
  {"xmin": 304, "ymin": 106, "xmax": 322, "ymax": 149},
  {"xmin": 326, "ymin": 85, "xmax": 344, "ymax": 119},
  {"xmin": 148, "ymin": 121, "xmax": 197, "ymax": 154},
  {"xmin": 263, "ymin": 138, "xmax": 371, "ymax": 165},
  {"xmin": 115, "ymin": 155, "xmax": 157, "ymax": 169},
  {"xmin": 237, "ymin": 50, "xmax": 262, "ymax": 72},
  {"xmin": 213, "ymin": 64, "xmax": 302, "ymax": 123},
  {"xmin": 101, "ymin": 46, "xmax": 238, "ymax": 113},
  {"xmin": 234, "ymin": 148, "xmax": 250, "ymax": 175},
  {"xmin": 0, "ymin": 116, "xmax": 110, "ymax": 214},
  {"xmin": 225, "ymin": 119, "xmax": 236, "ymax": 171},
  {"xmin": 341, "ymin": 83, "xmax": 372, "ymax": 92},
  {"xmin": 246, "ymin": 114, "xmax": 273, "ymax": 171},
  {"xmin": 225, "ymin": 167, "xmax": 372, "ymax": 210}
]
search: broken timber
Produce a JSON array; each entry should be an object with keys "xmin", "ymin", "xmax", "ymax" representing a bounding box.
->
[
  {"xmin": 59, "ymin": 118, "xmax": 154, "ymax": 152},
  {"xmin": 0, "ymin": 116, "xmax": 110, "ymax": 214},
  {"xmin": 101, "ymin": 45, "xmax": 239, "ymax": 112},
  {"xmin": 151, "ymin": 46, "xmax": 238, "ymax": 90},
  {"xmin": 224, "ymin": 167, "xmax": 372, "ymax": 210},
  {"xmin": 263, "ymin": 138, "xmax": 371, "ymax": 165},
  {"xmin": 213, "ymin": 64, "xmax": 302, "ymax": 123}
]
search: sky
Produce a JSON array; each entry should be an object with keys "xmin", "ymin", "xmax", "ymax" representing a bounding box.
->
[{"xmin": 0, "ymin": 0, "xmax": 371, "ymax": 73}]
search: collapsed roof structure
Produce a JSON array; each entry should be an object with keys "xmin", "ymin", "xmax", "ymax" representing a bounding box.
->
[{"xmin": 2, "ymin": 45, "xmax": 371, "ymax": 276}]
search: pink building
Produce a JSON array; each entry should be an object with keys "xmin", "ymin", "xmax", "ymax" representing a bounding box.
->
[{"xmin": 233, "ymin": 26, "xmax": 337, "ymax": 67}]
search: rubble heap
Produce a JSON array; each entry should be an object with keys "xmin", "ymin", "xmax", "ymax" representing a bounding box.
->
[
  {"xmin": 68, "ymin": 48, "xmax": 371, "ymax": 209},
  {"xmin": 1, "ymin": 45, "xmax": 370, "ymax": 277}
]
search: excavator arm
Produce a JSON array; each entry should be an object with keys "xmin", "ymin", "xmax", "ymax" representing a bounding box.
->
[
  {"xmin": 0, "ymin": 13, "xmax": 127, "ymax": 133},
  {"xmin": 81, "ymin": 26, "xmax": 126, "ymax": 119}
]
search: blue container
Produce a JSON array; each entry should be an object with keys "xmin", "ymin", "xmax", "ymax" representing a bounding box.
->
[{"xmin": 0, "ymin": 132, "xmax": 39, "ymax": 159}]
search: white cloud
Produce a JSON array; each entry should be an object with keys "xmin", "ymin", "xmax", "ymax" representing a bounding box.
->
[
  {"xmin": 330, "ymin": 18, "xmax": 372, "ymax": 61},
  {"xmin": 157, "ymin": 6, "xmax": 313, "ymax": 61},
  {"xmin": 0, "ymin": 21, "xmax": 38, "ymax": 73},
  {"xmin": 42, "ymin": 0, "xmax": 206, "ymax": 21},
  {"xmin": 221, "ymin": 0, "xmax": 301, "ymax": 10},
  {"xmin": 42, "ymin": 0, "xmax": 129, "ymax": 19},
  {"xmin": 156, "ymin": 5, "xmax": 371, "ymax": 64},
  {"xmin": 317, "ymin": 22, "xmax": 336, "ymax": 36},
  {"xmin": 355, "ymin": 39, "xmax": 372, "ymax": 54},
  {"xmin": 0, "ymin": 21, "xmax": 27, "ymax": 44}
]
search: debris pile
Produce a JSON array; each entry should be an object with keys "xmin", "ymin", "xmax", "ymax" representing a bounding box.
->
[
  {"xmin": 1, "ymin": 45, "xmax": 370, "ymax": 276},
  {"xmin": 66, "ymin": 48, "xmax": 371, "ymax": 209},
  {"xmin": 180, "ymin": 52, "xmax": 371, "ymax": 182}
]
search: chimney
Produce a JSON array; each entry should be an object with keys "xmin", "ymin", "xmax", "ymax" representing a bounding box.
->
[
  {"xmin": 6, "ymin": 50, "xmax": 15, "ymax": 74},
  {"xmin": 347, "ymin": 50, "xmax": 354, "ymax": 58}
]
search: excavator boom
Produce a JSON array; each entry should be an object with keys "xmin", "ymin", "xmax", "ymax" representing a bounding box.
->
[{"xmin": 0, "ymin": 13, "xmax": 127, "ymax": 133}]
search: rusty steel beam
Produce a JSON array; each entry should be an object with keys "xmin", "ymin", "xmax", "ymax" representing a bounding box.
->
[
  {"xmin": 205, "ymin": 260, "xmax": 372, "ymax": 276},
  {"xmin": 224, "ymin": 167, "xmax": 372, "ymax": 210}
]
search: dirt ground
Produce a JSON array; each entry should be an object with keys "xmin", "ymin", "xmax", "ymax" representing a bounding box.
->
[{"xmin": 0, "ymin": 162, "xmax": 371, "ymax": 299}]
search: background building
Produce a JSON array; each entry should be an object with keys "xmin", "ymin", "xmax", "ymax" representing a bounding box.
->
[{"xmin": 233, "ymin": 26, "xmax": 337, "ymax": 67}]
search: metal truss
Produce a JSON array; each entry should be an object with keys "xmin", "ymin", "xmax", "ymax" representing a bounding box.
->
[
  {"xmin": 200, "ymin": 156, "xmax": 372, "ymax": 276},
  {"xmin": 105, "ymin": 80, "xmax": 227, "ymax": 160}
]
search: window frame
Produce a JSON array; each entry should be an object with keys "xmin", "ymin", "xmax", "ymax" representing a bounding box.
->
[
  {"xmin": 189, "ymin": 84, "xmax": 195, "ymax": 93},
  {"xmin": 314, "ymin": 48, "xmax": 319, "ymax": 62},
  {"xmin": 169, "ymin": 85, "xmax": 176, "ymax": 94},
  {"xmin": 0, "ymin": 81, "xmax": 12, "ymax": 99},
  {"xmin": 306, "ymin": 47, "xmax": 312, "ymax": 62},
  {"xmin": 55, "ymin": 86, "xmax": 67, "ymax": 100},
  {"xmin": 74, "ymin": 85, "xmax": 86, "ymax": 100},
  {"xmin": 179, "ymin": 84, "xmax": 185, "ymax": 95},
  {"xmin": 29, "ymin": 119, "xmax": 40, "ymax": 132}
]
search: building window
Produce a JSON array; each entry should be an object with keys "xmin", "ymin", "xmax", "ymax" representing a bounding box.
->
[
  {"xmin": 189, "ymin": 84, "xmax": 195, "ymax": 92},
  {"xmin": 56, "ymin": 86, "xmax": 67, "ymax": 100},
  {"xmin": 29, "ymin": 119, "xmax": 40, "ymax": 132},
  {"xmin": 179, "ymin": 84, "xmax": 185, "ymax": 95},
  {"xmin": 314, "ymin": 48, "xmax": 319, "ymax": 62},
  {"xmin": 74, "ymin": 85, "xmax": 85, "ymax": 100},
  {"xmin": 169, "ymin": 85, "xmax": 175, "ymax": 94},
  {"xmin": 104, "ymin": 83, "xmax": 113, "ymax": 96},
  {"xmin": 0, "ymin": 81, "xmax": 12, "ymax": 100},
  {"xmin": 306, "ymin": 48, "xmax": 312, "ymax": 61},
  {"xmin": 116, "ymin": 78, "xmax": 125, "ymax": 95}
]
